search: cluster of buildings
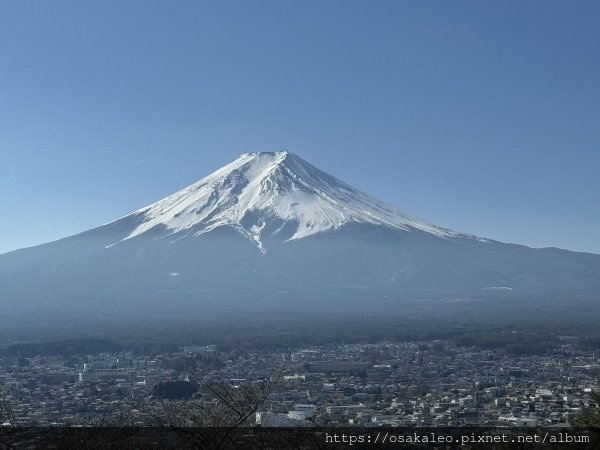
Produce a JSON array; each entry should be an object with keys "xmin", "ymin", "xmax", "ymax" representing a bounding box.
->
[
  {"xmin": 0, "ymin": 339, "xmax": 598, "ymax": 427},
  {"xmin": 271, "ymin": 342, "xmax": 599, "ymax": 426}
]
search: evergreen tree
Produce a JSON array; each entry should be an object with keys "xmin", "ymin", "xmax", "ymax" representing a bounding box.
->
[{"xmin": 575, "ymin": 391, "xmax": 600, "ymax": 426}]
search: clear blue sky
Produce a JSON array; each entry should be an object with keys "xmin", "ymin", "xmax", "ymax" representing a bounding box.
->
[{"xmin": 1, "ymin": 1, "xmax": 599, "ymax": 255}]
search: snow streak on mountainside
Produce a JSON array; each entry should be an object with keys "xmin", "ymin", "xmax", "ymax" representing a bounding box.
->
[{"xmin": 116, "ymin": 151, "xmax": 459, "ymax": 249}]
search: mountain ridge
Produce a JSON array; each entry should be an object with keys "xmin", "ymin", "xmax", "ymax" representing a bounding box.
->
[{"xmin": 1, "ymin": 151, "xmax": 600, "ymax": 335}]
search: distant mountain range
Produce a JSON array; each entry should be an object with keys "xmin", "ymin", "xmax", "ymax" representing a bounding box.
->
[{"xmin": 1, "ymin": 151, "xmax": 599, "ymax": 333}]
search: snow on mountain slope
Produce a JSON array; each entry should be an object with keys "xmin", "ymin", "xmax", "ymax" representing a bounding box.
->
[{"xmin": 115, "ymin": 151, "xmax": 459, "ymax": 249}]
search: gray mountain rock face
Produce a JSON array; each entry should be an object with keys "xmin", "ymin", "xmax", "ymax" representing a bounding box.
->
[{"xmin": 1, "ymin": 152, "xmax": 599, "ymax": 332}]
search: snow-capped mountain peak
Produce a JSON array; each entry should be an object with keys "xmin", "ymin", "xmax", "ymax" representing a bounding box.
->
[{"xmin": 118, "ymin": 151, "xmax": 458, "ymax": 249}]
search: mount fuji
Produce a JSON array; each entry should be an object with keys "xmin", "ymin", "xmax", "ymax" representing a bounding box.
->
[
  {"xmin": 113, "ymin": 151, "xmax": 458, "ymax": 250},
  {"xmin": 1, "ymin": 151, "xmax": 600, "ymax": 332}
]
